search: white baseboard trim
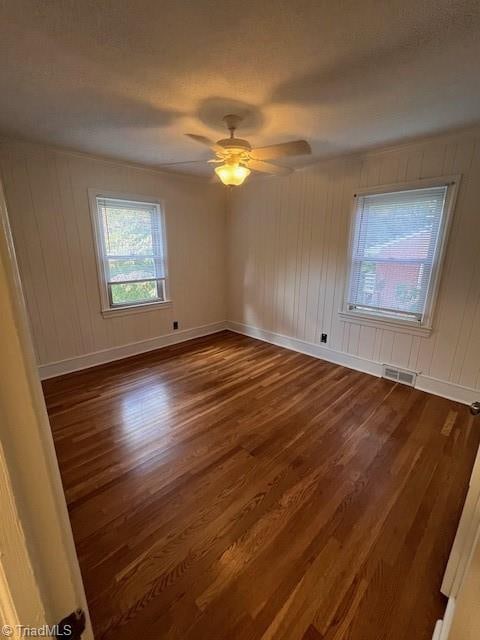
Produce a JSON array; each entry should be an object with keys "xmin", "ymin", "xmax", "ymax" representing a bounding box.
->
[
  {"xmin": 38, "ymin": 321, "xmax": 227, "ymax": 380},
  {"xmin": 227, "ymin": 321, "xmax": 479, "ymax": 406},
  {"xmin": 227, "ymin": 321, "xmax": 383, "ymax": 376},
  {"xmin": 415, "ymin": 375, "xmax": 479, "ymax": 406}
]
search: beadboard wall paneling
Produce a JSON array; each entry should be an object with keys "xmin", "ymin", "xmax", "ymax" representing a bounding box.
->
[
  {"xmin": 227, "ymin": 130, "xmax": 480, "ymax": 393},
  {"xmin": 0, "ymin": 140, "xmax": 226, "ymax": 367}
]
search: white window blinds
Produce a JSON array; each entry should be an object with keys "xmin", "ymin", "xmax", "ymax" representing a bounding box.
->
[
  {"xmin": 347, "ymin": 185, "xmax": 449, "ymax": 323},
  {"xmin": 96, "ymin": 197, "xmax": 166, "ymax": 307}
]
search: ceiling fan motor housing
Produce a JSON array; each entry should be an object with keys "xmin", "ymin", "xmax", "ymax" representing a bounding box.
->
[{"xmin": 217, "ymin": 138, "xmax": 252, "ymax": 153}]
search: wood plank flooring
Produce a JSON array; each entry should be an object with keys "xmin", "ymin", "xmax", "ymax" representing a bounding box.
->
[{"xmin": 43, "ymin": 331, "xmax": 480, "ymax": 640}]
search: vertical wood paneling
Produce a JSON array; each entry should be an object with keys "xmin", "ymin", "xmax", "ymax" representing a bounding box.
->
[
  {"xmin": 1, "ymin": 151, "xmax": 47, "ymax": 360},
  {"xmin": 228, "ymin": 129, "xmax": 480, "ymax": 391},
  {"xmin": 305, "ymin": 172, "xmax": 325, "ymax": 344},
  {"xmin": 391, "ymin": 333, "xmax": 413, "ymax": 370},
  {"xmin": 358, "ymin": 326, "xmax": 376, "ymax": 361},
  {"xmin": 431, "ymin": 142, "xmax": 479, "ymax": 381},
  {"xmin": 0, "ymin": 140, "xmax": 226, "ymax": 367},
  {"xmin": 379, "ymin": 330, "xmax": 395, "ymax": 364}
]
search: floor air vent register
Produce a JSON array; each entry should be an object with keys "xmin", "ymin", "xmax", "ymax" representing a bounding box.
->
[{"xmin": 382, "ymin": 365, "xmax": 417, "ymax": 387}]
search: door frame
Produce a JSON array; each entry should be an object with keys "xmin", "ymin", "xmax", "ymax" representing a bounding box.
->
[
  {"xmin": 0, "ymin": 179, "xmax": 93, "ymax": 638},
  {"xmin": 442, "ymin": 438, "xmax": 480, "ymax": 597}
]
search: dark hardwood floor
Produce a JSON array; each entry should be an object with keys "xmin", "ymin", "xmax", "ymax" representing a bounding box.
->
[{"xmin": 43, "ymin": 331, "xmax": 479, "ymax": 640}]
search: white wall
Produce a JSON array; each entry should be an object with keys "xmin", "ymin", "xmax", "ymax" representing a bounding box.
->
[
  {"xmin": 227, "ymin": 128, "xmax": 480, "ymax": 401},
  {"xmin": 0, "ymin": 140, "xmax": 226, "ymax": 375}
]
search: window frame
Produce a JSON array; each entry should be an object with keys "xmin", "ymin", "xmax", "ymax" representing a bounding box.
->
[
  {"xmin": 340, "ymin": 175, "xmax": 460, "ymax": 336},
  {"xmin": 89, "ymin": 189, "xmax": 171, "ymax": 317}
]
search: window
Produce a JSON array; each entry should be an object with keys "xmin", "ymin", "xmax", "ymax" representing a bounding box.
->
[
  {"xmin": 343, "ymin": 179, "xmax": 458, "ymax": 330},
  {"xmin": 92, "ymin": 194, "xmax": 168, "ymax": 313}
]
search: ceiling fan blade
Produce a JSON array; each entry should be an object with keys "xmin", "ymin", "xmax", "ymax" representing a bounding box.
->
[
  {"xmin": 185, "ymin": 134, "xmax": 224, "ymax": 153},
  {"xmin": 159, "ymin": 159, "xmax": 208, "ymax": 167},
  {"xmin": 247, "ymin": 159, "xmax": 292, "ymax": 175},
  {"xmin": 251, "ymin": 140, "xmax": 311, "ymax": 160}
]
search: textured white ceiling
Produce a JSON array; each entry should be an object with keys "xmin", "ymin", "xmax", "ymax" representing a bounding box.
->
[{"xmin": 1, "ymin": 0, "xmax": 480, "ymax": 175}]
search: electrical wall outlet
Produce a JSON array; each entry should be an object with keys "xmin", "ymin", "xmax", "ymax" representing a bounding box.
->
[
  {"xmin": 321, "ymin": 333, "xmax": 327, "ymax": 343},
  {"xmin": 173, "ymin": 320, "xmax": 179, "ymax": 330}
]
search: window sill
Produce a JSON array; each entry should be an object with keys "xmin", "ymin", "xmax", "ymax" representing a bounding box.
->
[
  {"xmin": 338, "ymin": 310, "xmax": 432, "ymax": 337},
  {"xmin": 101, "ymin": 300, "xmax": 172, "ymax": 318}
]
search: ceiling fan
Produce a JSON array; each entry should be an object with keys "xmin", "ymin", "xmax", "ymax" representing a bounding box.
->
[{"xmin": 164, "ymin": 114, "xmax": 311, "ymax": 186}]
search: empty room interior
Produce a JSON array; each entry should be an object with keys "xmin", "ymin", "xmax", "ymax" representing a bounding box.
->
[{"xmin": 2, "ymin": 2, "xmax": 480, "ymax": 639}]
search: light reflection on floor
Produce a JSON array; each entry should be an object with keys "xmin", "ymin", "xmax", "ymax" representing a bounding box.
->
[{"xmin": 118, "ymin": 380, "xmax": 173, "ymax": 445}]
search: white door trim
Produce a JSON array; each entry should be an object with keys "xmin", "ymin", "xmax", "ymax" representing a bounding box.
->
[
  {"xmin": 442, "ymin": 440, "xmax": 480, "ymax": 597},
  {"xmin": 0, "ymin": 179, "xmax": 93, "ymax": 638}
]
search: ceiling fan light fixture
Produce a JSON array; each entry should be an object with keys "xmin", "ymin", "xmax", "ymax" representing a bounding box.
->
[
  {"xmin": 215, "ymin": 162, "xmax": 251, "ymax": 186},
  {"xmin": 179, "ymin": 116, "xmax": 311, "ymax": 182}
]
